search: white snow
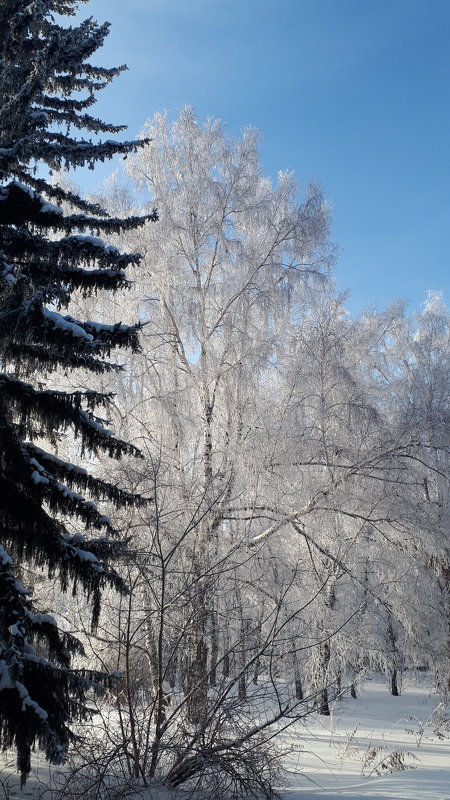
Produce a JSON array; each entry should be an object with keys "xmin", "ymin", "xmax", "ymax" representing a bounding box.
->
[
  {"xmin": 29, "ymin": 458, "xmax": 45, "ymax": 471},
  {"xmin": 39, "ymin": 199, "xmax": 63, "ymax": 216},
  {"xmin": 26, "ymin": 444, "xmax": 89, "ymax": 477},
  {"xmin": 0, "ymin": 664, "xmax": 49, "ymax": 719},
  {"xmin": 60, "ymin": 234, "xmax": 107, "ymax": 248},
  {"xmin": 85, "ymin": 320, "xmax": 132, "ymax": 332},
  {"xmin": 74, "ymin": 549, "xmax": 98, "ymax": 563},
  {"xmin": 14, "ymin": 580, "xmax": 30, "ymax": 595},
  {"xmin": 67, "ymin": 532, "xmax": 86, "ymax": 544},
  {"xmin": 62, "ymin": 533, "xmax": 100, "ymax": 563},
  {"xmin": 42, "ymin": 308, "xmax": 94, "ymax": 341},
  {"xmin": 277, "ymin": 677, "xmax": 450, "ymax": 800},
  {"xmin": 0, "ymin": 660, "xmax": 13, "ymax": 691},
  {"xmin": 79, "ymin": 409, "xmax": 112, "ymax": 435},
  {"xmin": 0, "ymin": 546, "xmax": 12, "ymax": 566},
  {"xmin": 63, "ymin": 534, "xmax": 100, "ymax": 563},
  {"xmin": 54, "ymin": 481, "xmax": 85, "ymax": 502},
  {"xmin": 15, "ymin": 682, "xmax": 48, "ymax": 720},
  {"xmin": 29, "ymin": 110, "xmax": 49, "ymax": 123},
  {"xmin": 59, "ymin": 235, "xmax": 125, "ymax": 257},
  {"xmin": 26, "ymin": 610, "xmax": 57, "ymax": 627},
  {"xmin": 2, "ymin": 179, "xmax": 61, "ymax": 216},
  {"xmin": 0, "ymin": 676, "xmax": 449, "ymax": 800},
  {"xmin": 31, "ymin": 470, "xmax": 49, "ymax": 485},
  {"xmin": 10, "ymin": 179, "xmax": 35, "ymax": 199},
  {"xmin": 0, "ymin": 263, "xmax": 15, "ymax": 283}
]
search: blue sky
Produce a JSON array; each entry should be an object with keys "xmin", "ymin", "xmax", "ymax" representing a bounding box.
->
[{"xmin": 76, "ymin": 0, "xmax": 449, "ymax": 316}]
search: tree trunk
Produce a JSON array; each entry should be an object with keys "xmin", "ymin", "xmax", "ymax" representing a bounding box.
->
[
  {"xmin": 238, "ymin": 608, "xmax": 250, "ymax": 701},
  {"xmin": 390, "ymin": 666, "xmax": 400, "ymax": 697},
  {"xmin": 292, "ymin": 646, "xmax": 303, "ymax": 701},
  {"xmin": 387, "ymin": 617, "xmax": 401, "ymax": 696},
  {"xmin": 186, "ymin": 638, "xmax": 208, "ymax": 724},
  {"xmin": 318, "ymin": 641, "xmax": 331, "ymax": 715},
  {"xmin": 209, "ymin": 604, "xmax": 218, "ymax": 687}
]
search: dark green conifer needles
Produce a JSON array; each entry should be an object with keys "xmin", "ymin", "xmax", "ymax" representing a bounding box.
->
[{"xmin": 0, "ymin": 0, "xmax": 156, "ymax": 782}]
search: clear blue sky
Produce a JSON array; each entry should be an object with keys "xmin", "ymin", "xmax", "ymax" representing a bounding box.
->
[{"xmin": 75, "ymin": 0, "xmax": 450, "ymax": 316}]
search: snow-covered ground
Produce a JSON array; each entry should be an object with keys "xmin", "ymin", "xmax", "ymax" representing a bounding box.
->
[
  {"xmin": 1, "ymin": 676, "xmax": 449, "ymax": 800},
  {"xmin": 279, "ymin": 676, "xmax": 450, "ymax": 799}
]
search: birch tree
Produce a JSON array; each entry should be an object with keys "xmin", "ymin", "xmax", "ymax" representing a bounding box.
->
[
  {"xmin": 70, "ymin": 110, "xmax": 450, "ymax": 794},
  {"xmin": 122, "ymin": 107, "xmax": 332, "ymax": 720}
]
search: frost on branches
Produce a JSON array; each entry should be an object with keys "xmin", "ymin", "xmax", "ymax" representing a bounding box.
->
[
  {"xmin": 0, "ymin": 0, "xmax": 156, "ymax": 783},
  {"xmin": 82, "ymin": 111, "xmax": 450, "ymax": 794}
]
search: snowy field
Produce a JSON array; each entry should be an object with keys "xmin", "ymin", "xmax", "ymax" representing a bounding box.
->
[
  {"xmin": 1, "ymin": 676, "xmax": 449, "ymax": 800},
  {"xmin": 279, "ymin": 677, "xmax": 450, "ymax": 800}
]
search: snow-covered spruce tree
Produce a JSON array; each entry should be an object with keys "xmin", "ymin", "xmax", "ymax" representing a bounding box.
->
[{"xmin": 0, "ymin": 0, "xmax": 156, "ymax": 784}]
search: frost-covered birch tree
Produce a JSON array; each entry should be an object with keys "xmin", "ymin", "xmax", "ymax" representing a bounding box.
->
[
  {"xmin": 69, "ymin": 108, "xmax": 450, "ymax": 792},
  {"xmin": 69, "ymin": 109, "xmax": 338, "ymax": 790},
  {"xmin": 121, "ymin": 108, "xmax": 332, "ymax": 720},
  {"xmin": 367, "ymin": 293, "xmax": 450, "ymax": 689}
]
